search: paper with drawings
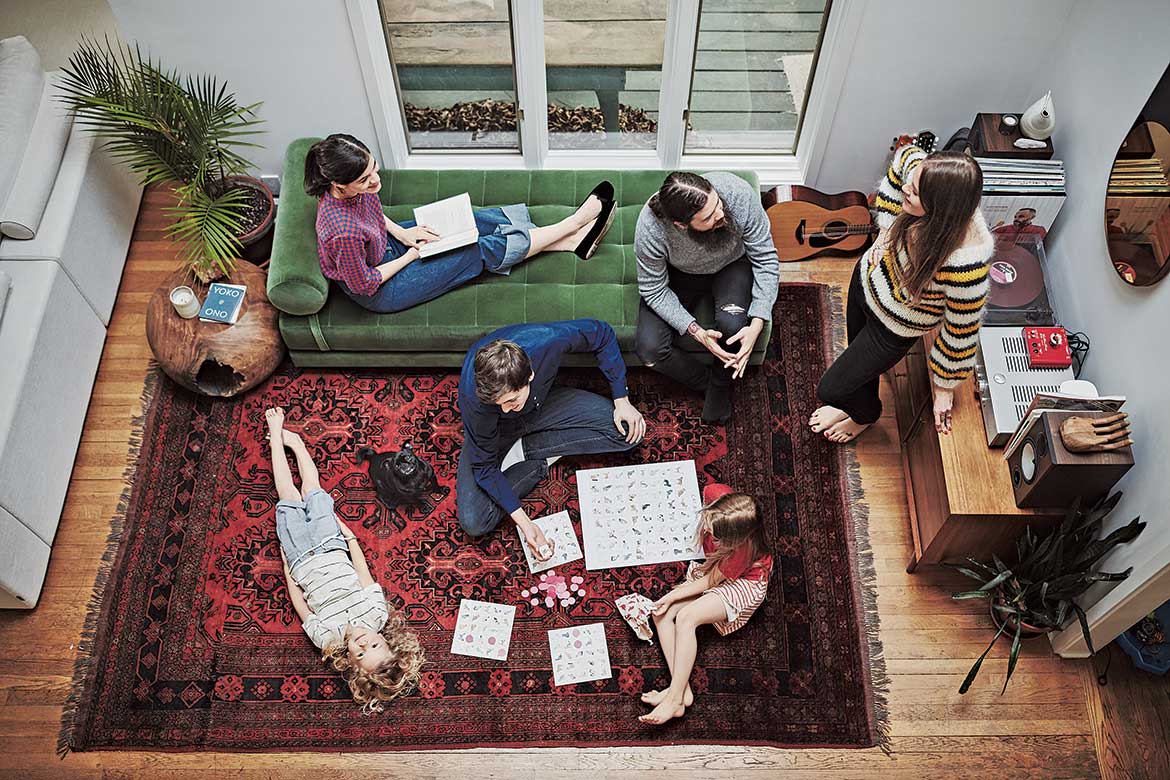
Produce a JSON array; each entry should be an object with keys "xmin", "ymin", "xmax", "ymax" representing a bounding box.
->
[
  {"xmin": 548, "ymin": 623, "xmax": 612, "ymax": 686},
  {"xmin": 516, "ymin": 510, "xmax": 583, "ymax": 573},
  {"xmin": 449, "ymin": 599, "xmax": 515, "ymax": 660},
  {"xmin": 578, "ymin": 460, "xmax": 704, "ymax": 570}
]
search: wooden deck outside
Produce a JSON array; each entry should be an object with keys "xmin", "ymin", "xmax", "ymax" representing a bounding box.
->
[
  {"xmin": 1, "ymin": 187, "xmax": 1168, "ymax": 778},
  {"xmin": 381, "ymin": 0, "xmax": 826, "ymax": 139}
]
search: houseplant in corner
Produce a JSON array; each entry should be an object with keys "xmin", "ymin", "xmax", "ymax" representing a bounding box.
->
[
  {"xmin": 951, "ymin": 492, "xmax": 1145, "ymax": 694},
  {"xmin": 56, "ymin": 37, "xmax": 269, "ymax": 281}
]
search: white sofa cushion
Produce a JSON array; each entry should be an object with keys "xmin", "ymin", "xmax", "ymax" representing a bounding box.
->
[
  {"xmin": 0, "ymin": 37, "xmax": 46, "ymax": 214},
  {"xmin": 0, "ymin": 260, "xmax": 106, "ymax": 547},
  {"xmin": 0, "ymin": 72, "xmax": 74, "ymax": 239}
]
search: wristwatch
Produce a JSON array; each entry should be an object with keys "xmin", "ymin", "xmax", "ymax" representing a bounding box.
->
[{"xmin": 686, "ymin": 321, "xmax": 701, "ymax": 337}]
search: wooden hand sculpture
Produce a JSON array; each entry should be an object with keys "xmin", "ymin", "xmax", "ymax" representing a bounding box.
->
[{"xmin": 1060, "ymin": 413, "xmax": 1133, "ymax": 453}]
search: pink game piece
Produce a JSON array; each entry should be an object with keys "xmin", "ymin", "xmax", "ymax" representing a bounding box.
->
[
  {"xmin": 539, "ymin": 573, "xmax": 547, "ymax": 581},
  {"xmin": 573, "ymin": 639, "xmax": 582, "ymax": 648},
  {"xmin": 545, "ymin": 596, "xmax": 555, "ymax": 607},
  {"xmin": 488, "ymin": 636, "xmax": 496, "ymax": 645},
  {"xmin": 465, "ymin": 634, "xmax": 474, "ymax": 642},
  {"xmin": 566, "ymin": 597, "xmax": 576, "ymax": 605},
  {"xmin": 530, "ymin": 598, "xmax": 539, "ymax": 606},
  {"xmin": 571, "ymin": 576, "xmax": 584, "ymax": 584}
]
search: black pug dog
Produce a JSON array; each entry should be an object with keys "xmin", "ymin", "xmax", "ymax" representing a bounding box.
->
[{"xmin": 353, "ymin": 442, "xmax": 437, "ymax": 509}]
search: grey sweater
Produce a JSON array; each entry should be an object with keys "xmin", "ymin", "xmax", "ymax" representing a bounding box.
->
[{"xmin": 634, "ymin": 171, "xmax": 780, "ymax": 334}]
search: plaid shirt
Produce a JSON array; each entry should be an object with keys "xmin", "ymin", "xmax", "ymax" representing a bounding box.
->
[{"xmin": 315, "ymin": 192, "xmax": 387, "ymax": 295}]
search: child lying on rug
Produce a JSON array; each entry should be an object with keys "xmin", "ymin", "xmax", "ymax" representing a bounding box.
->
[
  {"xmin": 639, "ymin": 483, "xmax": 773, "ymax": 725},
  {"xmin": 266, "ymin": 407, "xmax": 424, "ymax": 713}
]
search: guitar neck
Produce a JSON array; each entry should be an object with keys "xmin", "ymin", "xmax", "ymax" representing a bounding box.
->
[{"xmin": 806, "ymin": 224, "xmax": 878, "ymax": 238}]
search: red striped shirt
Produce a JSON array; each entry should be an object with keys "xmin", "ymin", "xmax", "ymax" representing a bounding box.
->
[{"xmin": 315, "ymin": 191, "xmax": 387, "ymax": 296}]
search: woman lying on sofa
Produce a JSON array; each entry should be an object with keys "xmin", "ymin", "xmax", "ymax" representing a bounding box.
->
[{"xmin": 305, "ymin": 134, "xmax": 615, "ymax": 314}]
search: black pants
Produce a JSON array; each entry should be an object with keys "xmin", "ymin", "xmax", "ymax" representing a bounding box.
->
[
  {"xmin": 816, "ymin": 261, "xmax": 919, "ymax": 425},
  {"xmin": 635, "ymin": 259, "xmax": 753, "ymax": 393}
]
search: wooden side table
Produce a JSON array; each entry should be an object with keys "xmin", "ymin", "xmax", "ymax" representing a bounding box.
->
[
  {"xmin": 889, "ymin": 336, "xmax": 1063, "ymax": 572},
  {"xmin": 146, "ymin": 261, "xmax": 285, "ymax": 397}
]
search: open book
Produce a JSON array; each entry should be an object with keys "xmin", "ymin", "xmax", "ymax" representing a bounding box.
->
[{"xmin": 413, "ymin": 192, "xmax": 478, "ymax": 259}]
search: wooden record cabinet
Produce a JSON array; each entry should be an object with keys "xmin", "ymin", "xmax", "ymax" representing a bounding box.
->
[{"xmin": 889, "ymin": 336, "xmax": 1064, "ymax": 572}]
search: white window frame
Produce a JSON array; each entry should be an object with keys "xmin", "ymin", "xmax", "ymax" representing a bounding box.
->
[{"xmin": 346, "ymin": 0, "xmax": 865, "ymax": 185}]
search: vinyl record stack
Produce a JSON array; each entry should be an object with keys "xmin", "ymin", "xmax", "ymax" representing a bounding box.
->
[{"xmin": 977, "ymin": 157, "xmax": 1067, "ymax": 244}]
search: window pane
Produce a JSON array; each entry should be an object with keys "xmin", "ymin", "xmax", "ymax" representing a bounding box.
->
[
  {"xmin": 380, "ymin": 1, "xmax": 519, "ymax": 152},
  {"xmin": 684, "ymin": 0, "xmax": 829, "ymax": 154},
  {"xmin": 544, "ymin": 1, "xmax": 668, "ymax": 151}
]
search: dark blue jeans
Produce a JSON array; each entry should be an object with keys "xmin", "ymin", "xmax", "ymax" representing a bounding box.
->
[
  {"xmin": 456, "ymin": 386, "xmax": 638, "ymax": 537},
  {"xmin": 344, "ymin": 205, "xmax": 535, "ymax": 313}
]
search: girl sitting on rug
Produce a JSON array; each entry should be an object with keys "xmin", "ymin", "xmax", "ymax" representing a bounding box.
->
[
  {"xmin": 305, "ymin": 133, "xmax": 616, "ymax": 313},
  {"xmin": 639, "ymin": 483, "xmax": 772, "ymax": 725},
  {"xmin": 266, "ymin": 407, "xmax": 424, "ymax": 713}
]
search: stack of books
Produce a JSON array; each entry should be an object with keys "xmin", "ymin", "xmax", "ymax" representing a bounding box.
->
[{"xmin": 976, "ymin": 158, "xmax": 1066, "ymax": 242}]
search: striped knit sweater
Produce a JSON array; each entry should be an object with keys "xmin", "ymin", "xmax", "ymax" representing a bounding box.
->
[{"xmin": 863, "ymin": 144, "xmax": 994, "ymax": 389}]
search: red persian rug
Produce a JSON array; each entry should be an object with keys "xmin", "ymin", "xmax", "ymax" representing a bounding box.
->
[{"xmin": 62, "ymin": 284, "xmax": 886, "ymax": 753}]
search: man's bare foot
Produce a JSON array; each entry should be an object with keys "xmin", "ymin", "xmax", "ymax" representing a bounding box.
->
[
  {"xmin": 809, "ymin": 405, "xmax": 849, "ymax": 433},
  {"xmin": 641, "ymin": 687, "xmax": 694, "ymax": 707},
  {"xmin": 638, "ymin": 698, "xmax": 686, "ymax": 725},
  {"xmin": 573, "ymin": 195, "xmax": 603, "ymax": 228},
  {"xmin": 825, "ymin": 417, "xmax": 871, "ymax": 443}
]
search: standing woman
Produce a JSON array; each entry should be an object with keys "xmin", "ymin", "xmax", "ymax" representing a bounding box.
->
[
  {"xmin": 305, "ymin": 134, "xmax": 615, "ymax": 313},
  {"xmin": 809, "ymin": 140, "xmax": 994, "ymax": 442}
]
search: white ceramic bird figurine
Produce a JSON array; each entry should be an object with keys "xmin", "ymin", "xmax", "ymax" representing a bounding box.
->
[{"xmin": 1021, "ymin": 92, "xmax": 1055, "ymax": 140}]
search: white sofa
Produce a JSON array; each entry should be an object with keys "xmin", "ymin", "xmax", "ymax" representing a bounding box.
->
[{"xmin": 0, "ymin": 36, "xmax": 142, "ymax": 608}]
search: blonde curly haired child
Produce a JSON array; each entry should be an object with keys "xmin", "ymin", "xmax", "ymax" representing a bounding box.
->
[{"xmin": 267, "ymin": 407, "xmax": 424, "ymax": 713}]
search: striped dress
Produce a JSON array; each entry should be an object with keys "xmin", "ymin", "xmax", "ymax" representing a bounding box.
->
[{"xmin": 864, "ymin": 144, "xmax": 995, "ymax": 389}]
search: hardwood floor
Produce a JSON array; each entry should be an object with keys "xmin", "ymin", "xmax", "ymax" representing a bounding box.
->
[{"xmin": 0, "ymin": 188, "xmax": 1164, "ymax": 778}]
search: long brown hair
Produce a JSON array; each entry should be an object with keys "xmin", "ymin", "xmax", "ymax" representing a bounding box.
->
[
  {"xmin": 885, "ymin": 152, "xmax": 983, "ymax": 301},
  {"xmin": 693, "ymin": 492, "xmax": 768, "ymax": 585}
]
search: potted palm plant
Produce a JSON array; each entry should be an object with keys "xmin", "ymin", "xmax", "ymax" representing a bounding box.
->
[
  {"xmin": 57, "ymin": 37, "xmax": 269, "ymax": 281},
  {"xmin": 951, "ymin": 492, "xmax": 1145, "ymax": 694}
]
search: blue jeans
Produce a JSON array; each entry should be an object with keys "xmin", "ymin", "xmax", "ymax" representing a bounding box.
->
[
  {"xmin": 344, "ymin": 205, "xmax": 536, "ymax": 313},
  {"xmin": 456, "ymin": 386, "xmax": 638, "ymax": 536}
]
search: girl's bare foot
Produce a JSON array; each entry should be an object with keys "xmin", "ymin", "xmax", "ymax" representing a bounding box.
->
[
  {"xmin": 550, "ymin": 220, "xmax": 595, "ymax": 252},
  {"xmin": 640, "ymin": 687, "xmax": 694, "ymax": 707},
  {"xmin": 825, "ymin": 417, "xmax": 871, "ymax": 443},
  {"xmin": 638, "ymin": 698, "xmax": 686, "ymax": 725},
  {"xmin": 265, "ymin": 407, "xmax": 285, "ymax": 436},
  {"xmin": 809, "ymin": 405, "xmax": 849, "ymax": 433},
  {"xmin": 573, "ymin": 195, "xmax": 603, "ymax": 228},
  {"xmin": 281, "ymin": 429, "xmax": 304, "ymax": 450}
]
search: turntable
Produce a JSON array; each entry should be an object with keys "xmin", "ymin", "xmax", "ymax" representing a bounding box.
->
[{"xmin": 985, "ymin": 236, "xmax": 1054, "ymax": 325}]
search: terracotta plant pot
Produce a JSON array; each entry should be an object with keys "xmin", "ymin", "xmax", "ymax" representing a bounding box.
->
[
  {"xmin": 227, "ymin": 175, "xmax": 276, "ymax": 248},
  {"xmin": 990, "ymin": 597, "xmax": 1048, "ymax": 640}
]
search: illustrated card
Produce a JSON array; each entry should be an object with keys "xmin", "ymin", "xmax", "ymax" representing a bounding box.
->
[
  {"xmin": 548, "ymin": 623, "xmax": 612, "ymax": 686},
  {"xmin": 578, "ymin": 460, "xmax": 704, "ymax": 570},
  {"xmin": 516, "ymin": 510, "xmax": 583, "ymax": 573},
  {"xmin": 450, "ymin": 599, "xmax": 516, "ymax": 661}
]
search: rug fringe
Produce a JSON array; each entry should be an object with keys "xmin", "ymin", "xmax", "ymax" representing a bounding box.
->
[
  {"xmin": 824, "ymin": 283, "xmax": 893, "ymax": 756},
  {"xmin": 57, "ymin": 367, "xmax": 162, "ymax": 759}
]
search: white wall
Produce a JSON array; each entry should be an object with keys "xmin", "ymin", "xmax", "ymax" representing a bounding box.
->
[
  {"xmin": 812, "ymin": 0, "xmax": 1077, "ymax": 193},
  {"xmin": 105, "ymin": 0, "xmax": 378, "ymax": 177},
  {"xmin": 1036, "ymin": 0, "xmax": 1170, "ymax": 657},
  {"xmin": 1, "ymin": 0, "xmax": 119, "ymax": 69}
]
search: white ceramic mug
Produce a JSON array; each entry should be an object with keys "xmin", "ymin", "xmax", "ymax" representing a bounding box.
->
[{"xmin": 170, "ymin": 285, "xmax": 200, "ymax": 318}]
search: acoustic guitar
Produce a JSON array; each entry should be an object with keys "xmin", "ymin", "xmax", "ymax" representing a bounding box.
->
[
  {"xmin": 765, "ymin": 186, "xmax": 877, "ymax": 262},
  {"xmin": 764, "ymin": 132, "xmax": 938, "ymax": 262}
]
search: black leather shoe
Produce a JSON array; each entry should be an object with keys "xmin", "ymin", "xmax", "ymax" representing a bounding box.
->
[{"xmin": 574, "ymin": 181, "xmax": 616, "ymax": 261}]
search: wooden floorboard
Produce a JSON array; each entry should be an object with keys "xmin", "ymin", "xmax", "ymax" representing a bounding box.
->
[{"xmin": 2, "ymin": 187, "xmax": 1162, "ymax": 777}]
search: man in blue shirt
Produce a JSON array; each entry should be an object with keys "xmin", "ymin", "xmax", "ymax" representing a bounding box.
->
[{"xmin": 457, "ymin": 319, "xmax": 647, "ymax": 561}]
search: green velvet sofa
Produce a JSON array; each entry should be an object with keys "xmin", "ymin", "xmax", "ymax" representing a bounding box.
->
[{"xmin": 267, "ymin": 137, "xmax": 771, "ymax": 367}]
